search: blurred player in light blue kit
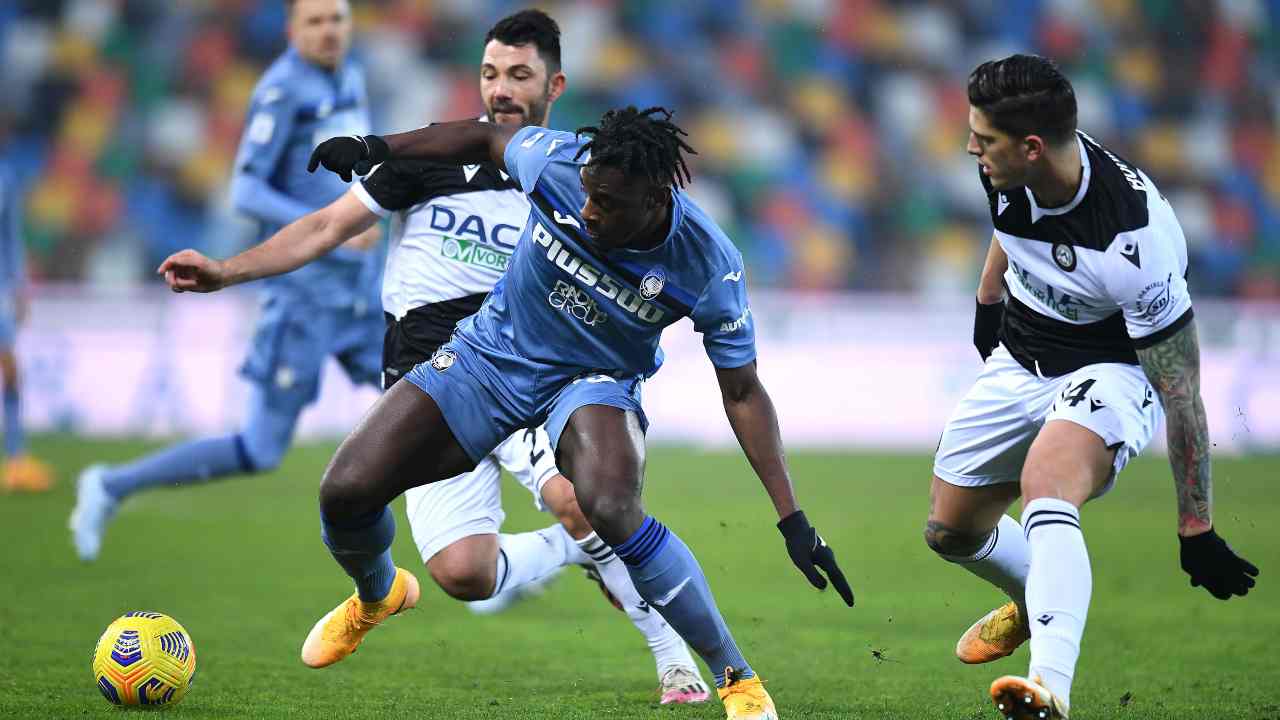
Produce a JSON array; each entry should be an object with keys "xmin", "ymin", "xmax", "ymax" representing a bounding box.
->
[
  {"xmin": 70, "ymin": 0, "xmax": 383, "ymax": 560},
  {"xmin": 0, "ymin": 145, "xmax": 53, "ymax": 493}
]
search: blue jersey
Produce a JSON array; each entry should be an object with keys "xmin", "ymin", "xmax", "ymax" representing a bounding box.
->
[
  {"xmin": 0, "ymin": 165, "xmax": 25, "ymax": 299},
  {"xmin": 453, "ymin": 126, "xmax": 756, "ymax": 382},
  {"xmin": 231, "ymin": 48, "xmax": 380, "ymax": 309}
]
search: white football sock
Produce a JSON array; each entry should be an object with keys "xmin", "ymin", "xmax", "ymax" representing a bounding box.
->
[
  {"xmin": 577, "ymin": 532, "xmax": 697, "ymax": 680},
  {"xmin": 1022, "ymin": 498, "xmax": 1090, "ymax": 709},
  {"xmin": 491, "ymin": 524, "xmax": 586, "ymax": 597},
  {"xmin": 938, "ymin": 514, "xmax": 1030, "ymax": 617}
]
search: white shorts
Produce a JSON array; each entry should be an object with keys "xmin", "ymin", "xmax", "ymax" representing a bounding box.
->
[
  {"xmin": 933, "ymin": 345, "xmax": 1162, "ymax": 495},
  {"xmin": 403, "ymin": 426, "xmax": 559, "ymax": 563}
]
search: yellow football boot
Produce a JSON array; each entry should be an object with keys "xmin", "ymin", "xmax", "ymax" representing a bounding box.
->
[
  {"xmin": 990, "ymin": 675, "xmax": 1069, "ymax": 720},
  {"xmin": 3, "ymin": 454, "xmax": 54, "ymax": 493},
  {"xmin": 717, "ymin": 667, "xmax": 778, "ymax": 720},
  {"xmin": 957, "ymin": 601, "xmax": 1030, "ymax": 664},
  {"xmin": 300, "ymin": 567, "xmax": 420, "ymax": 668}
]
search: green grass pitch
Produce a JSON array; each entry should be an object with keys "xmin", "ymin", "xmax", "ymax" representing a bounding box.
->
[{"xmin": 1, "ymin": 436, "xmax": 1277, "ymax": 719}]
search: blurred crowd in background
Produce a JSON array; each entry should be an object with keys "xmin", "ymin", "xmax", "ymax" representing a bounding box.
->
[{"xmin": 0, "ymin": 0, "xmax": 1276, "ymax": 297}]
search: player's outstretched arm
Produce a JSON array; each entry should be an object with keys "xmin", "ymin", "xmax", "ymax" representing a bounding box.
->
[
  {"xmin": 715, "ymin": 362, "xmax": 855, "ymax": 607},
  {"xmin": 1135, "ymin": 319, "xmax": 1259, "ymax": 599},
  {"xmin": 157, "ymin": 191, "xmax": 379, "ymax": 293},
  {"xmin": 307, "ymin": 121, "xmax": 519, "ymax": 181}
]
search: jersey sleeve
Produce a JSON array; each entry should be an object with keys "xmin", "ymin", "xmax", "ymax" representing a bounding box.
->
[
  {"xmin": 492, "ymin": 428, "xmax": 559, "ymax": 502},
  {"xmin": 233, "ymin": 83, "xmax": 297, "ymax": 181},
  {"xmin": 691, "ymin": 255, "xmax": 757, "ymax": 368},
  {"xmin": 503, "ymin": 126, "xmax": 582, "ymax": 194},
  {"xmin": 1106, "ymin": 228, "xmax": 1194, "ymax": 349},
  {"xmin": 353, "ymin": 159, "xmax": 436, "ymax": 217}
]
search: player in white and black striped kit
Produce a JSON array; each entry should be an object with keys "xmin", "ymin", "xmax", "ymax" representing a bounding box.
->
[
  {"xmin": 922, "ymin": 55, "xmax": 1258, "ymax": 719},
  {"xmin": 161, "ymin": 10, "xmax": 707, "ymax": 704}
]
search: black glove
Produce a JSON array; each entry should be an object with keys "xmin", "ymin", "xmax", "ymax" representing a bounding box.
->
[
  {"xmin": 307, "ymin": 134, "xmax": 390, "ymax": 181},
  {"xmin": 973, "ymin": 298, "xmax": 1004, "ymax": 361},
  {"xmin": 1179, "ymin": 528, "xmax": 1258, "ymax": 600},
  {"xmin": 777, "ymin": 510, "xmax": 854, "ymax": 607}
]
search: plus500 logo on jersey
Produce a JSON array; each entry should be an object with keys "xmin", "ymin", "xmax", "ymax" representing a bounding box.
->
[{"xmin": 531, "ymin": 222, "xmax": 666, "ymax": 325}]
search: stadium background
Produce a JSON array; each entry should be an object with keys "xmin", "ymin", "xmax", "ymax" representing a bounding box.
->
[
  {"xmin": 1, "ymin": 2, "xmax": 1278, "ymax": 719},
  {"xmin": 1, "ymin": 0, "xmax": 1277, "ymax": 449}
]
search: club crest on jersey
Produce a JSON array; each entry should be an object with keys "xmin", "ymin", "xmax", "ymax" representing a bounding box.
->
[
  {"xmin": 429, "ymin": 350, "xmax": 456, "ymax": 372},
  {"xmin": 1052, "ymin": 243, "xmax": 1077, "ymax": 272},
  {"xmin": 640, "ymin": 267, "xmax": 667, "ymax": 300}
]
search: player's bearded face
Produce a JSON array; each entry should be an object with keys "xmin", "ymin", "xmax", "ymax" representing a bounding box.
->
[
  {"xmin": 967, "ymin": 106, "xmax": 1030, "ymax": 189},
  {"xmin": 288, "ymin": 0, "xmax": 351, "ymax": 70},
  {"xmin": 579, "ymin": 164, "xmax": 667, "ymax": 251},
  {"xmin": 481, "ymin": 41, "xmax": 563, "ymax": 128}
]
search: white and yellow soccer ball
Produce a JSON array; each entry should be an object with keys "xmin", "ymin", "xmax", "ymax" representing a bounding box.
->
[{"xmin": 92, "ymin": 612, "xmax": 197, "ymax": 707}]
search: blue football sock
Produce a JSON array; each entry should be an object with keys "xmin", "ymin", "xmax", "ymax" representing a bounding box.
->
[
  {"xmin": 321, "ymin": 505, "xmax": 398, "ymax": 602},
  {"xmin": 100, "ymin": 435, "xmax": 251, "ymax": 501},
  {"xmin": 100, "ymin": 385, "xmax": 298, "ymax": 501},
  {"xmin": 3, "ymin": 386, "xmax": 22, "ymax": 456},
  {"xmin": 615, "ymin": 516, "xmax": 753, "ymax": 687}
]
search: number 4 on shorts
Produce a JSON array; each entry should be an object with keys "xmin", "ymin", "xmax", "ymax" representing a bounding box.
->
[{"xmin": 1061, "ymin": 378, "xmax": 1096, "ymax": 407}]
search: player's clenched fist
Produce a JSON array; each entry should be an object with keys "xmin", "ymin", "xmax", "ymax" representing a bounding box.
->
[
  {"xmin": 157, "ymin": 249, "xmax": 228, "ymax": 293},
  {"xmin": 778, "ymin": 510, "xmax": 855, "ymax": 607},
  {"xmin": 307, "ymin": 134, "xmax": 389, "ymax": 182}
]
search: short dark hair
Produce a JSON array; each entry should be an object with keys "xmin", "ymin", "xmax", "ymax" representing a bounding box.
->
[
  {"xmin": 968, "ymin": 54, "xmax": 1077, "ymax": 145},
  {"xmin": 575, "ymin": 106, "xmax": 696, "ymax": 189},
  {"xmin": 485, "ymin": 9, "xmax": 562, "ymax": 74}
]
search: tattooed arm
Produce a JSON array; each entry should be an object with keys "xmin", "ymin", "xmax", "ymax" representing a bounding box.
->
[
  {"xmin": 1134, "ymin": 319, "xmax": 1211, "ymax": 536},
  {"xmin": 1136, "ymin": 317, "xmax": 1259, "ymax": 599}
]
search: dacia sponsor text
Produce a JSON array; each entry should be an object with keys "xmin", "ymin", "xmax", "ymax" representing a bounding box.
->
[{"xmin": 429, "ymin": 206, "xmax": 520, "ymax": 250}]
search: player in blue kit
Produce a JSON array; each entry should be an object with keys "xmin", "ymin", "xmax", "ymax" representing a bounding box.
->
[
  {"xmin": 163, "ymin": 106, "xmax": 853, "ymax": 719},
  {"xmin": 0, "ymin": 156, "xmax": 54, "ymax": 492},
  {"xmin": 70, "ymin": 0, "xmax": 384, "ymax": 561}
]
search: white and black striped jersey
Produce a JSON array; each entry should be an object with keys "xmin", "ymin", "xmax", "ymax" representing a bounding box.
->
[
  {"xmin": 985, "ymin": 131, "xmax": 1193, "ymax": 377},
  {"xmin": 353, "ymin": 154, "xmax": 526, "ymax": 321},
  {"xmin": 350, "ymin": 122, "xmax": 531, "ymax": 386}
]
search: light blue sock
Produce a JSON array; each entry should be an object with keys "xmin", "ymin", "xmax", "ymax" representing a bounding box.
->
[
  {"xmin": 321, "ymin": 505, "xmax": 398, "ymax": 602},
  {"xmin": 3, "ymin": 387, "xmax": 22, "ymax": 456},
  {"xmin": 615, "ymin": 516, "xmax": 753, "ymax": 687},
  {"xmin": 100, "ymin": 385, "xmax": 298, "ymax": 500},
  {"xmin": 100, "ymin": 435, "xmax": 251, "ymax": 500}
]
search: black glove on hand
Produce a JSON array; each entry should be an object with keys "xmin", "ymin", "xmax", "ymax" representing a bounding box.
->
[
  {"xmin": 777, "ymin": 510, "xmax": 854, "ymax": 606},
  {"xmin": 1179, "ymin": 528, "xmax": 1258, "ymax": 600},
  {"xmin": 307, "ymin": 134, "xmax": 390, "ymax": 181},
  {"xmin": 973, "ymin": 298, "xmax": 1004, "ymax": 361}
]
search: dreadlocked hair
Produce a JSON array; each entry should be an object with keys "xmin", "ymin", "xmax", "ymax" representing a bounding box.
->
[{"xmin": 574, "ymin": 106, "xmax": 696, "ymax": 188}]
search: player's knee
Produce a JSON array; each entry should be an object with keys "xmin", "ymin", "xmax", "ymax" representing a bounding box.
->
[
  {"xmin": 923, "ymin": 521, "xmax": 989, "ymax": 559},
  {"xmin": 427, "ymin": 555, "xmax": 495, "ymax": 601},
  {"xmin": 577, "ymin": 486, "xmax": 641, "ymax": 539},
  {"xmin": 319, "ymin": 455, "xmax": 377, "ymax": 522},
  {"xmin": 0, "ymin": 354, "xmax": 17, "ymax": 387},
  {"xmin": 236, "ymin": 432, "xmax": 288, "ymax": 474}
]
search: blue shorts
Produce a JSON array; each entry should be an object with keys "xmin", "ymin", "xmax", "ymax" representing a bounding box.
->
[
  {"xmin": 405, "ymin": 340, "xmax": 647, "ymax": 464},
  {"xmin": 240, "ymin": 294, "xmax": 383, "ymax": 412},
  {"xmin": 0, "ymin": 314, "xmax": 14, "ymax": 350},
  {"xmin": 0, "ymin": 294, "xmax": 16, "ymax": 349}
]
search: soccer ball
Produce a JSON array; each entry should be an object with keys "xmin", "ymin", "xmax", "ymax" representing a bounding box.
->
[{"xmin": 91, "ymin": 612, "xmax": 197, "ymax": 707}]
